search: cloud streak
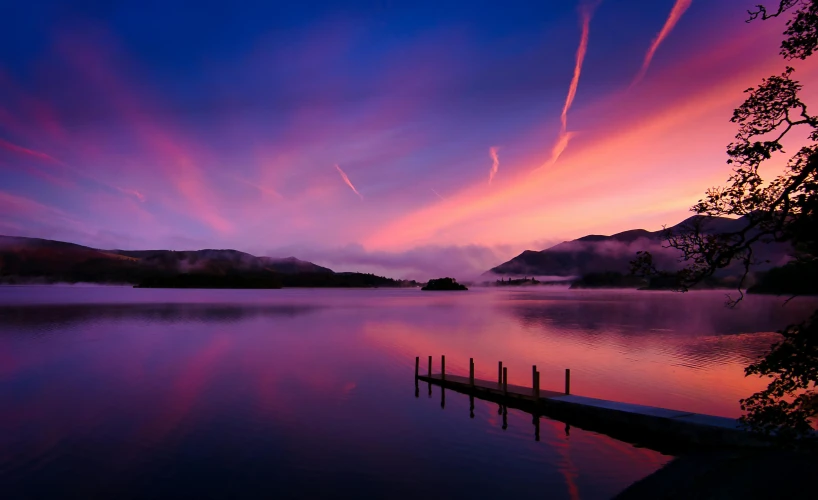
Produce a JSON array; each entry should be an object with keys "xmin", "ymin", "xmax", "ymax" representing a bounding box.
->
[
  {"xmin": 560, "ymin": 8, "xmax": 591, "ymax": 133},
  {"xmin": 115, "ymin": 187, "xmax": 146, "ymax": 202},
  {"xmin": 488, "ymin": 146, "xmax": 500, "ymax": 184},
  {"xmin": 362, "ymin": 28, "xmax": 799, "ymax": 252},
  {"xmin": 334, "ymin": 164, "xmax": 363, "ymax": 200},
  {"xmin": 633, "ymin": 0, "xmax": 693, "ymax": 86},
  {"xmin": 539, "ymin": 130, "xmax": 575, "ymax": 171},
  {"xmin": 537, "ymin": 7, "xmax": 592, "ymax": 172},
  {"xmin": 58, "ymin": 32, "xmax": 233, "ymax": 234},
  {"xmin": 233, "ymin": 175, "xmax": 283, "ymax": 200},
  {"xmin": 0, "ymin": 137, "xmax": 65, "ymax": 165}
]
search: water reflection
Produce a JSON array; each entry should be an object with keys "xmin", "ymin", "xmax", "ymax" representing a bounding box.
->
[
  {"xmin": 0, "ymin": 303, "xmax": 321, "ymax": 332},
  {"xmin": 423, "ymin": 373, "xmax": 728, "ymax": 456},
  {"xmin": 504, "ymin": 290, "xmax": 814, "ymax": 335},
  {"xmin": 1, "ymin": 287, "xmax": 814, "ymax": 499}
]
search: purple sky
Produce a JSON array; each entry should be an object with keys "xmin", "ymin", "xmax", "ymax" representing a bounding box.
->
[{"xmin": 2, "ymin": 1, "xmax": 816, "ymax": 279}]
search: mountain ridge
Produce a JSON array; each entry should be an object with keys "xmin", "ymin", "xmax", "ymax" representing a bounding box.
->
[
  {"xmin": 487, "ymin": 215, "xmax": 790, "ymax": 278},
  {"xmin": 0, "ymin": 235, "xmax": 420, "ymax": 287}
]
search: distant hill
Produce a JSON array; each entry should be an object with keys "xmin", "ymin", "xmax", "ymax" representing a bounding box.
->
[
  {"xmin": 112, "ymin": 248, "xmax": 333, "ymax": 274},
  {"xmin": 487, "ymin": 215, "xmax": 792, "ymax": 279},
  {"xmin": 0, "ymin": 235, "xmax": 413, "ymax": 288}
]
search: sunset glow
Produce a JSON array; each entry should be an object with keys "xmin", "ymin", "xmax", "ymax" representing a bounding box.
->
[{"xmin": 1, "ymin": 1, "xmax": 814, "ymax": 278}]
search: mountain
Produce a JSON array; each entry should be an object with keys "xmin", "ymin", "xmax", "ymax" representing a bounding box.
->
[
  {"xmin": 487, "ymin": 215, "xmax": 792, "ymax": 278},
  {"xmin": 0, "ymin": 235, "xmax": 415, "ymax": 288},
  {"xmin": 112, "ymin": 248, "xmax": 333, "ymax": 274}
]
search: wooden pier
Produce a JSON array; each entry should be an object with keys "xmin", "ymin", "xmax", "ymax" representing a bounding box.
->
[{"xmin": 414, "ymin": 355, "xmax": 770, "ymax": 453}]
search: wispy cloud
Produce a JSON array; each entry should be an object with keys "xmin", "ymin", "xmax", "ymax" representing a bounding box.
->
[
  {"xmin": 560, "ymin": 8, "xmax": 591, "ymax": 133},
  {"xmin": 116, "ymin": 187, "xmax": 146, "ymax": 202},
  {"xmin": 488, "ymin": 146, "xmax": 500, "ymax": 184},
  {"xmin": 0, "ymin": 137, "xmax": 65, "ymax": 165},
  {"xmin": 540, "ymin": 131, "xmax": 575, "ymax": 171},
  {"xmin": 233, "ymin": 175, "xmax": 283, "ymax": 200},
  {"xmin": 633, "ymin": 0, "xmax": 693, "ymax": 86},
  {"xmin": 59, "ymin": 32, "xmax": 233, "ymax": 234},
  {"xmin": 537, "ymin": 7, "xmax": 592, "ymax": 171},
  {"xmin": 334, "ymin": 164, "xmax": 363, "ymax": 200}
]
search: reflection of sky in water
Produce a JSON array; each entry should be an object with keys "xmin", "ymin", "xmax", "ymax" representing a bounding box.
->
[{"xmin": 1, "ymin": 287, "xmax": 815, "ymax": 498}]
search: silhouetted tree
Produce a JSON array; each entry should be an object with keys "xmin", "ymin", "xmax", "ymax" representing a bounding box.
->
[{"xmin": 633, "ymin": 0, "xmax": 818, "ymax": 439}]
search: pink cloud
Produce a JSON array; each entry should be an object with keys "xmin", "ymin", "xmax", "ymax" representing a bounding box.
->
[
  {"xmin": 632, "ymin": 0, "xmax": 693, "ymax": 86},
  {"xmin": 115, "ymin": 187, "xmax": 146, "ymax": 203},
  {"xmin": 56, "ymin": 30, "xmax": 233, "ymax": 234},
  {"xmin": 560, "ymin": 8, "xmax": 592, "ymax": 133},
  {"xmin": 0, "ymin": 137, "xmax": 64, "ymax": 165},
  {"xmin": 334, "ymin": 164, "xmax": 364, "ymax": 200},
  {"xmin": 488, "ymin": 147, "xmax": 500, "ymax": 184},
  {"xmin": 361, "ymin": 23, "xmax": 818, "ymax": 252}
]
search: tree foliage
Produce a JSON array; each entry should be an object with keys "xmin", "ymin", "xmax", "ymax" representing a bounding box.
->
[{"xmin": 633, "ymin": 0, "xmax": 818, "ymax": 439}]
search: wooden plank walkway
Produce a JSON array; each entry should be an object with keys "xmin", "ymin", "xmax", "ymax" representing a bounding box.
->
[
  {"xmin": 420, "ymin": 373, "xmax": 564, "ymax": 400},
  {"xmin": 415, "ymin": 361, "xmax": 772, "ymax": 452}
]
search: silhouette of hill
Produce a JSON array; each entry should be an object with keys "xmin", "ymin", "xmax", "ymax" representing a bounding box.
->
[
  {"xmin": 488, "ymin": 215, "xmax": 792, "ymax": 279},
  {"xmin": 113, "ymin": 248, "xmax": 333, "ymax": 274},
  {"xmin": 0, "ymin": 235, "xmax": 413, "ymax": 288}
]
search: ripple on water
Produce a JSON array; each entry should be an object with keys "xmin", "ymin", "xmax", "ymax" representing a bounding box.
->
[{"xmin": 1, "ymin": 287, "xmax": 815, "ymax": 498}]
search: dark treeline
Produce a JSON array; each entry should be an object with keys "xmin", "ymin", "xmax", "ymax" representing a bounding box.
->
[{"xmin": 136, "ymin": 272, "xmax": 417, "ymax": 289}]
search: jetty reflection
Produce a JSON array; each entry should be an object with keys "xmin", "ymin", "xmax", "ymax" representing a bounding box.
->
[
  {"xmin": 416, "ymin": 370, "xmax": 560, "ymax": 444},
  {"xmin": 415, "ymin": 355, "xmax": 768, "ymax": 456}
]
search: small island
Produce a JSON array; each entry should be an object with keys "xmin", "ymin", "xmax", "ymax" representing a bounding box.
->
[{"xmin": 421, "ymin": 277, "xmax": 468, "ymax": 291}]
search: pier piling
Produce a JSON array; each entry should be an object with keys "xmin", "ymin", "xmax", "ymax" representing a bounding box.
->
[
  {"xmin": 534, "ymin": 369, "xmax": 540, "ymax": 399},
  {"xmin": 565, "ymin": 368, "xmax": 571, "ymax": 395},
  {"xmin": 414, "ymin": 355, "xmax": 769, "ymax": 451}
]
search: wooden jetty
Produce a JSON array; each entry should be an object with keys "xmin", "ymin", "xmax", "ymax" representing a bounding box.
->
[{"xmin": 414, "ymin": 355, "xmax": 770, "ymax": 452}]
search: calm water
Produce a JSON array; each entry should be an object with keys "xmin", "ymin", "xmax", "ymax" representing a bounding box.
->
[{"xmin": 1, "ymin": 286, "xmax": 816, "ymax": 499}]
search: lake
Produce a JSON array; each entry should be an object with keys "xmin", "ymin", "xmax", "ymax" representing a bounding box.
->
[{"xmin": 1, "ymin": 286, "xmax": 815, "ymax": 499}]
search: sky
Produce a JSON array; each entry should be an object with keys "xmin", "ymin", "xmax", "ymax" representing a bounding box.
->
[{"xmin": 2, "ymin": 0, "xmax": 817, "ymax": 280}]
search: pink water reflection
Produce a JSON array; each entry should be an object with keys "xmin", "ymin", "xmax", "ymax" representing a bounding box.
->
[{"xmin": 0, "ymin": 287, "xmax": 814, "ymax": 498}]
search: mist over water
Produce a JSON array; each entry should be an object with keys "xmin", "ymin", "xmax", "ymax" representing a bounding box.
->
[{"xmin": 1, "ymin": 286, "xmax": 815, "ymax": 499}]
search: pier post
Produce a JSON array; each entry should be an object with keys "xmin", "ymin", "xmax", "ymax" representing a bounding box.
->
[
  {"xmin": 442, "ymin": 355, "xmax": 445, "ymax": 380},
  {"xmin": 502, "ymin": 367, "xmax": 508, "ymax": 396},
  {"xmin": 428, "ymin": 355, "xmax": 432, "ymax": 377},
  {"xmin": 565, "ymin": 368, "xmax": 571, "ymax": 395},
  {"xmin": 415, "ymin": 357, "xmax": 419, "ymax": 379},
  {"xmin": 534, "ymin": 369, "xmax": 540, "ymax": 399},
  {"xmin": 498, "ymin": 361, "xmax": 503, "ymax": 386},
  {"xmin": 469, "ymin": 358, "xmax": 474, "ymax": 386}
]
